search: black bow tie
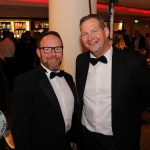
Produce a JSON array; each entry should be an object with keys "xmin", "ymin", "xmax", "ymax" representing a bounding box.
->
[
  {"xmin": 50, "ymin": 70, "xmax": 64, "ymax": 79},
  {"xmin": 90, "ymin": 56, "xmax": 107, "ymax": 66}
]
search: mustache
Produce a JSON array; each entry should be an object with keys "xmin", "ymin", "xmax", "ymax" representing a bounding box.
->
[{"xmin": 47, "ymin": 57, "xmax": 58, "ymax": 60}]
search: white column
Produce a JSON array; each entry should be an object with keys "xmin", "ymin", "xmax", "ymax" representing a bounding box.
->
[{"xmin": 49, "ymin": 0, "xmax": 97, "ymax": 79}]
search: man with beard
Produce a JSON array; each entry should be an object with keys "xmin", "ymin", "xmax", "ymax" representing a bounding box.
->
[{"xmin": 11, "ymin": 31, "xmax": 78, "ymax": 150}]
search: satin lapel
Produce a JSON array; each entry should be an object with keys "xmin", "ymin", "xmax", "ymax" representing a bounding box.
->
[
  {"xmin": 64, "ymin": 75, "xmax": 76, "ymax": 100},
  {"xmin": 79, "ymin": 52, "xmax": 90, "ymax": 97},
  {"xmin": 112, "ymin": 49, "xmax": 125, "ymax": 110},
  {"xmin": 38, "ymin": 69, "xmax": 63, "ymax": 117}
]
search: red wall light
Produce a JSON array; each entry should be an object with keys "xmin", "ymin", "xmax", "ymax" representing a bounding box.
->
[
  {"xmin": 97, "ymin": 4, "xmax": 150, "ymax": 16},
  {"xmin": 19, "ymin": 0, "xmax": 48, "ymax": 3}
]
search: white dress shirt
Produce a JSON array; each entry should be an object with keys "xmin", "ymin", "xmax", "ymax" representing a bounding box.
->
[
  {"xmin": 82, "ymin": 46, "xmax": 113, "ymax": 135},
  {"xmin": 42, "ymin": 64, "xmax": 74, "ymax": 133}
]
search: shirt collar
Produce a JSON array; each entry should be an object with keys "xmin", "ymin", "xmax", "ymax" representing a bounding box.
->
[{"xmin": 90, "ymin": 45, "xmax": 113, "ymax": 63}]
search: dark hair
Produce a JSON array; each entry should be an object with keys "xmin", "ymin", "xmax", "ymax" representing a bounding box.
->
[
  {"xmin": 80, "ymin": 14, "xmax": 106, "ymax": 29},
  {"xmin": 37, "ymin": 31, "xmax": 63, "ymax": 48}
]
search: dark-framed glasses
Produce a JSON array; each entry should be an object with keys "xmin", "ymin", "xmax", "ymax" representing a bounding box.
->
[{"xmin": 39, "ymin": 46, "xmax": 63, "ymax": 53}]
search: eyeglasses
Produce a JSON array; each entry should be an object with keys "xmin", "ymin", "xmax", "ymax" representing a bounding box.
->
[{"xmin": 39, "ymin": 46, "xmax": 63, "ymax": 54}]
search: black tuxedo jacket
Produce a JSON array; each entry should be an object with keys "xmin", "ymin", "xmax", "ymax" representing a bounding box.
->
[
  {"xmin": 76, "ymin": 48, "xmax": 150, "ymax": 150},
  {"xmin": 11, "ymin": 65, "xmax": 78, "ymax": 150}
]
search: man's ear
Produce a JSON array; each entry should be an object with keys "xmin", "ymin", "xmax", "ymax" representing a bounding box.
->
[
  {"xmin": 36, "ymin": 48, "xmax": 40, "ymax": 58},
  {"xmin": 104, "ymin": 27, "xmax": 110, "ymax": 38}
]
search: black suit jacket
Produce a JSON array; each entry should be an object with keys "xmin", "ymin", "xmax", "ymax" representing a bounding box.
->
[
  {"xmin": 0, "ymin": 60, "xmax": 9, "ymax": 116},
  {"xmin": 131, "ymin": 35, "xmax": 146, "ymax": 50},
  {"xmin": 11, "ymin": 65, "xmax": 78, "ymax": 150},
  {"xmin": 76, "ymin": 48, "xmax": 150, "ymax": 150}
]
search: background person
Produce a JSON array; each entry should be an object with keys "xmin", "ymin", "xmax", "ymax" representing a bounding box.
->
[
  {"xmin": 76, "ymin": 14, "xmax": 150, "ymax": 150},
  {"xmin": 121, "ymin": 29, "xmax": 131, "ymax": 47},
  {"xmin": 0, "ymin": 60, "xmax": 10, "ymax": 150},
  {"xmin": 0, "ymin": 31, "xmax": 16, "ymax": 93},
  {"xmin": 145, "ymin": 32, "xmax": 150, "ymax": 57},
  {"xmin": 131, "ymin": 30, "xmax": 146, "ymax": 53},
  {"xmin": 11, "ymin": 31, "xmax": 78, "ymax": 150},
  {"xmin": 113, "ymin": 33, "xmax": 129, "ymax": 51},
  {"xmin": 14, "ymin": 32, "xmax": 36, "ymax": 76}
]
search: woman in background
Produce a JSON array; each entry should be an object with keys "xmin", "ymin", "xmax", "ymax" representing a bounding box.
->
[{"xmin": 113, "ymin": 33, "xmax": 130, "ymax": 51}]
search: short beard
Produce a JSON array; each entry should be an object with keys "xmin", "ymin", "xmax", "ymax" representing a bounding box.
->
[{"xmin": 43, "ymin": 60, "xmax": 62, "ymax": 71}]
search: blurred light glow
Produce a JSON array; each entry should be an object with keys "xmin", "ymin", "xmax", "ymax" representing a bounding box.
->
[
  {"xmin": 97, "ymin": 4, "xmax": 150, "ymax": 16},
  {"xmin": 134, "ymin": 20, "xmax": 139, "ymax": 23}
]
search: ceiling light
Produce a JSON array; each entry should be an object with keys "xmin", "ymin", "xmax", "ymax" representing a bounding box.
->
[{"xmin": 134, "ymin": 20, "xmax": 139, "ymax": 23}]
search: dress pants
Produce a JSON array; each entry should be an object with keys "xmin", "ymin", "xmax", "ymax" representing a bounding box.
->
[{"xmin": 80, "ymin": 125, "xmax": 117, "ymax": 150}]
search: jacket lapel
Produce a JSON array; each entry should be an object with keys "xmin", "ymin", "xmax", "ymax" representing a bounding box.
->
[
  {"xmin": 78, "ymin": 52, "xmax": 90, "ymax": 98},
  {"xmin": 112, "ymin": 49, "xmax": 125, "ymax": 110},
  {"xmin": 64, "ymin": 74, "xmax": 76, "ymax": 101},
  {"xmin": 37, "ymin": 66, "xmax": 63, "ymax": 118}
]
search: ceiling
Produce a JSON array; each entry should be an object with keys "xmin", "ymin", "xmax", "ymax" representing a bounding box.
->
[
  {"xmin": 97, "ymin": 0, "xmax": 150, "ymax": 17},
  {"xmin": 0, "ymin": 0, "xmax": 149, "ymax": 9},
  {"xmin": 0, "ymin": 0, "xmax": 48, "ymax": 7},
  {"xmin": 97, "ymin": 0, "xmax": 150, "ymax": 10},
  {"xmin": 0, "ymin": 0, "xmax": 149, "ymax": 18}
]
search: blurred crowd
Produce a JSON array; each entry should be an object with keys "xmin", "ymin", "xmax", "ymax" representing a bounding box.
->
[
  {"xmin": 113, "ymin": 29, "xmax": 150, "ymax": 58},
  {"xmin": 0, "ymin": 30, "xmax": 43, "ymax": 93}
]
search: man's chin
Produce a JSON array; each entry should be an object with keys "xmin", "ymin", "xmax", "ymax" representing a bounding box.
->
[{"xmin": 48, "ymin": 66, "xmax": 60, "ymax": 71}]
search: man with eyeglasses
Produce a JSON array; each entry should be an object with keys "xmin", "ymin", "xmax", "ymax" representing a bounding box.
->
[{"xmin": 11, "ymin": 31, "xmax": 78, "ymax": 150}]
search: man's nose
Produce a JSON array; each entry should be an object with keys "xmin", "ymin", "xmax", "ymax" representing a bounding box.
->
[
  {"xmin": 87, "ymin": 33, "xmax": 93, "ymax": 41},
  {"xmin": 50, "ymin": 49, "xmax": 56, "ymax": 55}
]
